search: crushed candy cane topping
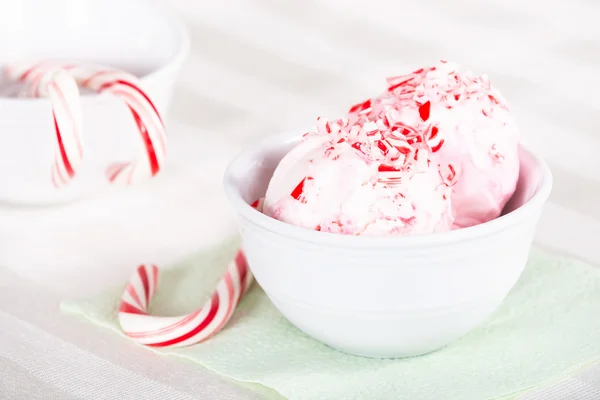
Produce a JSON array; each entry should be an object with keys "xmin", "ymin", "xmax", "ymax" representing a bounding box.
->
[{"xmin": 264, "ymin": 61, "xmax": 520, "ymax": 235}]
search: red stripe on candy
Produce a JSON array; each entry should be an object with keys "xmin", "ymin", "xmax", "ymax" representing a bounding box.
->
[
  {"xmin": 127, "ymin": 106, "xmax": 160, "ymax": 175},
  {"xmin": 119, "ymin": 301, "xmax": 145, "ymax": 315},
  {"xmin": 127, "ymin": 284, "xmax": 144, "ymax": 311},
  {"xmin": 51, "ymin": 80, "xmax": 83, "ymax": 157},
  {"xmin": 138, "ymin": 266, "xmax": 150, "ymax": 308},
  {"xmin": 151, "ymin": 265, "xmax": 159, "ymax": 297},
  {"xmin": 51, "ymin": 168, "xmax": 59, "ymax": 188},
  {"xmin": 387, "ymin": 78, "xmax": 411, "ymax": 92},
  {"xmin": 210, "ymin": 273, "xmax": 235, "ymax": 336},
  {"xmin": 19, "ymin": 63, "xmax": 41, "ymax": 80},
  {"xmin": 53, "ymin": 113, "xmax": 75, "ymax": 178},
  {"xmin": 235, "ymin": 251, "xmax": 249, "ymax": 296},
  {"xmin": 126, "ymin": 309, "xmax": 203, "ymax": 339},
  {"xmin": 147, "ymin": 292, "xmax": 221, "ymax": 347},
  {"xmin": 98, "ymin": 80, "xmax": 164, "ymax": 127},
  {"xmin": 81, "ymin": 70, "xmax": 115, "ymax": 86},
  {"xmin": 116, "ymin": 80, "xmax": 163, "ymax": 126},
  {"xmin": 107, "ymin": 163, "xmax": 129, "ymax": 182}
]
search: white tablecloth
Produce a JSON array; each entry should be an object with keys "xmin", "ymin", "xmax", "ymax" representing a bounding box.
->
[{"xmin": 2, "ymin": 0, "xmax": 600, "ymax": 398}]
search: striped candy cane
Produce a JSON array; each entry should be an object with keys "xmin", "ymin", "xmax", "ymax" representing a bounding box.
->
[
  {"xmin": 4, "ymin": 61, "xmax": 166, "ymax": 186},
  {"xmin": 3, "ymin": 63, "xmax": 84, "ymax": 187},
  {"xmin": 118, "ymin": 250, "xmax": 254, "ymax": 348},
  {"xmin": 118, "ymin": 200, "xmax": 262, "ymax": 348},
  {"xmin": 47, "ymin": 70, "xmax": 84, "ymax": 188},
  {"xmin": 75, "ymin": 66, "xmax": 167, "ymax": 184}
]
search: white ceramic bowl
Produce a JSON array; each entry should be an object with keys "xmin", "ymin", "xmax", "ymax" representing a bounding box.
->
[
  {"xmin": 224, "ymin": 131, "xmax": 553, "ymax": 358},
  {"xmin": 0, "ymin": 0, "xmax": 188, "ymax": 205}
]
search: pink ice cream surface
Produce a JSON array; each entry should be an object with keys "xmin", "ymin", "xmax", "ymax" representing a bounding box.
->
[
  {"xmin": 364, "ymin": 61, "xmax": 520, "ymax": 228},
  {"xmin": 264, "ymin": 61, "xmax": 520, "ymax": 235},
  {"xmin": 264, "ymin": 122, "xmax": 454, "ymax": 237}
]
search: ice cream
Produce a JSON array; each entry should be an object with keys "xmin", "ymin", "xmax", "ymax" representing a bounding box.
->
[
  {"xmin": 263, "ymin": 61, "xmax": 520, "ymax": 235},
  {"xmin": 263, "ymin": 118, "xmax": 454, "ymax": 236},
  {"xmin": 356, "ymin": 61, "xmax": 520, "ymax": 228}
]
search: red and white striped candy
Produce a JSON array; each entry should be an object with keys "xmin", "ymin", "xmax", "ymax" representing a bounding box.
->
[
  {"xmin": 3, "ymin": 63, "xmax": 84, "ymax": 187},
  {"xmin": 117, "ymin": 200, "xmax": 261, "ymax": 348},
  {"xmin": 46, "ymin": 70, "xmax": 84, "ymax": 187},
  {"xmin": 118, "ymin": 250, "xmax": 253, "ymax": 348},
  {"xmin": 5, "ymin": 61, "xmax": 166, "ymax": 186},
  {"xmin": 74, "ymin": 66, "xmax": 166, "ymax": 184}
]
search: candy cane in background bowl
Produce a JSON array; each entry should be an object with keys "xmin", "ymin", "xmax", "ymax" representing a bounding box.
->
[
  {"xmin": 0, "ymin": 0, "xmax": 189, "ymax": 205},
  {"xmin": 7, "ymin": 62, "xmax": 168, "ymax": 186},
  {"xmin": 20, "ymin": 68, "xmax": 85, "ymax": 188}
]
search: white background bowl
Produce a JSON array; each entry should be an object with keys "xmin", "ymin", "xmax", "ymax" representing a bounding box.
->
[
  {"xmin": 224, "ymin": 131, "xmax": 553, "ymax": 358},
  {"xmin": 0, "ymin": 0, "xmax": 188, "ymax": 205}
]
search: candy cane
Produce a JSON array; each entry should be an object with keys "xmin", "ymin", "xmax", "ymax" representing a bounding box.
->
[
  {"xmin": 4, "ymin": 61, "xmax": 166, "ymax": 186},
  {"xmin": 3, "ymin": 63, "xmax": 84, "ymax": 187},
  {"xmin": 47, "ymin": 70, "xmax": 84, "ymax": 187},
  {"xmin": 118, "ymin": 201, "xmax": 262, "ymax": 348},
  {"xmin": 118, "ymin": 250, "xmax": 254, "ymax": 348},
  {"xmin": 74, "ymin": 66, "xmax": 166, "ymax": 184}
]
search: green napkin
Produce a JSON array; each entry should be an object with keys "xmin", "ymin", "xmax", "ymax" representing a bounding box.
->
[{"xmin": 61, "ymin": 240, "xmax": 600, "ymax": 400}]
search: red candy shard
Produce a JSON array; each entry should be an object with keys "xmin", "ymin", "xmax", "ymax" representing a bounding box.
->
[
  {"xmin": 439, "ymin": 163, "xmax": 458, "ymax": 185},
  {"xmin": 413, "ymin": 148, "xmax": 420, "ymax": 161},
  {"xmin": 387, "ymin": 78, "xmax": 411, "ymax": 92},
  {"xmin": 290, "ymin": 177, "xmax": 313, "ymax": 201},
  {"xmin": 419, "ymin": 101, "xmax": 431, "ymax": 121},
  {"xmin": 396, "ymin": 146, "xmax": 411, "ymax": 155},
  {"xmin": 400, "ymin": 216, "xmax": 416, "ymax": 225},
  {"xmin": 447, "ymin": 164, "xmax": 456, "ymax": 182},
  {"xmin": 382, "ymin": 115, "xmax": 390, "ymax": 127},
  {"xmin": 431, "ymin": 139, "xmax": 445, "ymax": 153},
  {"xmin": 349, "ymin": 99, "xmax": 372, "ymax": 113},
  {"xmin": 250, "ymin": 200, "xmax": 260, "ymax": 208},
  {"xmin": 324, "ymin": 146, "xmax": 336, "ymax": 158},
  {"xmin": 429, "ymin": 126, "xmax": 439, "ymax": 140},
  {"xmin": 375, "ymin": 140, "xmax": 389, "ymax": 155},
  {"xmin": 378, "ymin": 164, "xmax": 400, "ymax": 172}
]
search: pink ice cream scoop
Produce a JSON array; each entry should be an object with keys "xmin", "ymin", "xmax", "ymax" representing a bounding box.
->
[
  {"xmin": 352, "ymin": 61, "xmax": 520, "ymax": 228},
  {"xmin": 263, "ymin": 117, "xmax": 454, "ymax": 236},
  {"xmin": 264, "ymin": 61, "xmax": 519, "ymax": 234}
]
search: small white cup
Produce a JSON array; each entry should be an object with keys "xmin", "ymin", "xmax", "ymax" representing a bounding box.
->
[
  {"xmin": 0, "ymin": 0, "xmax": 189, "ymax": 204},
  {"xmin": 224, "ymin": 131, "xmax": 553, "ymax": 358}
]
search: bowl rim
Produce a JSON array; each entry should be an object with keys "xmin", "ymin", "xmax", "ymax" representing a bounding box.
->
[
  {"xmin": 223, "ymin": 130, "xmax": 553, "ymax": 248},
  {"xmin": 0, "ymin": 1, "xmax": 189, "ymax": 105}
]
